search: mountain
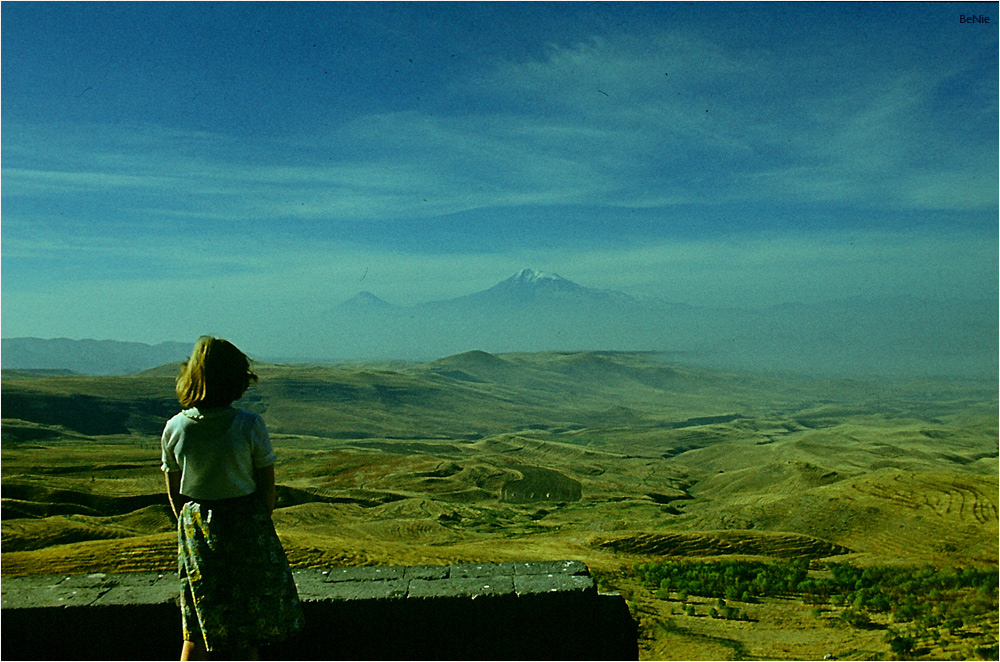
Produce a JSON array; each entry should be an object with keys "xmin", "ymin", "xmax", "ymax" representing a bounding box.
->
[
  {"xmin": 6, "ymin": 272, "xmax": 995, "ymax": 379},
  {"xmin": 1, "ymin": 338, "xmax": 192, "ymax": 376},
  {"xmin": 304, "ymin": 270, "xmax": 997, "ymax": 379},
  {"xmin": 310, "ymin": 269, "xmax": 651, "ymax": 360},
  {"xmin": 337, "ymin": 291, "xmax": 398, "ymax": 312},
  {"xmin": 438, "ymin": 269, "xmax": 635, "ymax": 307}
]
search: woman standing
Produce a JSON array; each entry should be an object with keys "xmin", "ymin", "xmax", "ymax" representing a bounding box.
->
[{"xmin": 162, "ymin": 336, "xmax": 304, "ymax": 660}]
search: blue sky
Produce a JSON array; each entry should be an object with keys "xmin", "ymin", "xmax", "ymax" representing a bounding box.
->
[{"xmin": 2, "ymin": 2, "xmax": 997, "ymax": 352}]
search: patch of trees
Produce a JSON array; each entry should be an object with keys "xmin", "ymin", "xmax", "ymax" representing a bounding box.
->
[
  {"xmin": 638, "ymin": 557, "xmax": 811, "ymax": 604},
  {"xmin": 632, "ymin": 558, "xmax": 998, "ymax": 659}
]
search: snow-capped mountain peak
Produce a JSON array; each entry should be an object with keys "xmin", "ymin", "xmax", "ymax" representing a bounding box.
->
[
  {"xmin": 509, "ymin": 268, "xmax": 567, "ymax": 285},
  {"xmin": 460, "ymin": 269, "xmax": 633, "ymax": 306},
  {"xmin": 491, "ymin": 269, "xmax": 582, "ymax": 295}
]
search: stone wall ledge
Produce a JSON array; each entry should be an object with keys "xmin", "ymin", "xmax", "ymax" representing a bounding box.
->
[
  {"xmin": 1, "ymin": 560, "xmax": 595, "ymax": 609},
  {"xmin": 2, "ymin": 561, "xmax": 638, "ymax": 660}
]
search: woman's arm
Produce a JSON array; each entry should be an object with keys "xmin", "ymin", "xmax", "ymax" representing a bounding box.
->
[
  {"xmin": 255, "ymin": 464, "xmax": 276, "ymax": 516},
  {"xmin": 164, "ymin": 471, "xmax": 183, "ymax": 519}
]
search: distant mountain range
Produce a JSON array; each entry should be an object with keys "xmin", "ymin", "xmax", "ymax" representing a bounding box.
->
[
  {"xmin": 339, "ymin": 269, "xmax": 634, "ymax": 313},
  {"xmin": 440, "ymin": 268, "xmax": 635, "ymax": 307},
  {"xmin": 1, "ymin": 338, "xmax": 190, "ymax": 376},
  {"xmin": 3, "ymin": 269, "xmax": 997, "ymax": 378},
  {"xmin": 313, "ymin": 268, "xmax": 665, "ymax": 362},
  {"xmin": 315, "ymin": 269, "xmax": 997, "ymax": 379}
]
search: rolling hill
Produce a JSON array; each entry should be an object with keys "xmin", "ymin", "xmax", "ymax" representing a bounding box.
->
[{"xmin": 2, "ymin": 350, "xmax": 996, "ymax": 659}]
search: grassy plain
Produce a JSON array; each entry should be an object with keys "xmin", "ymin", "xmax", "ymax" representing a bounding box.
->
[{"xmin": 2, "ymin": 350, "xmax": 997, "ymax": 659}]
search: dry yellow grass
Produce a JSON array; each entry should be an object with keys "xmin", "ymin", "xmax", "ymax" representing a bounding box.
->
[{"xmin": 2, "ymin": 352, "xmax": 997, "ymax": 659}]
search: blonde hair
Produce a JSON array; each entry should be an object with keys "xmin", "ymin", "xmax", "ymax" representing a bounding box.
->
[{"xmin": 175, "ymin": 336, "xmax": 258, "ymax": 408}]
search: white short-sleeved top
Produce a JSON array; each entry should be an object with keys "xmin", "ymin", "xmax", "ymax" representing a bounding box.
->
[{"xmin": 160, "ymin": 407, "xmax": 277, "ymax": 500}]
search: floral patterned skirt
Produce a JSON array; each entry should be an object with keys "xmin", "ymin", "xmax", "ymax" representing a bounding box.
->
[{"xmin": 177, "ymin": 495, "xmax": 305, "ymax": 651}]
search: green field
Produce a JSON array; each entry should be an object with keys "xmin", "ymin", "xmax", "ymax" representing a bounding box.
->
[{"xmin": 2, "ymin": 350, "xmax": 997, "ymax": 659}]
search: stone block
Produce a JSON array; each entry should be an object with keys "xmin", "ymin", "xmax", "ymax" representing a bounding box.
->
[
  {"xmin": 291, "ymin": 569, "xmax": 332, "ymax": 600},
  {"xmin": 408, "ymin": 575, "xmax": 515, "ymax": 599},
  {"xmin": 151, "ymin": 573, "xmax": 181, "ymax": 594},
  {"xmin": 1, "ymin": 585, "xmax": 47, "ymax": 609},
  {"xmin": 36, "ymin": 586, "xmax": 108, "ymax": 608},
  {"xmin": 402, "ymin": 564, "xmax": 450, "ymax": 580},
  {"xmin": 510, "ymin": 560, "xmax": 589, "ymax": 576},
  {"xmin": 93, "ymin": 573, "xmax": 177, "ymax": 606},
  {"xmin": 513, "ymin": 573, "xmax": 594, "ymax": 597},
  {"xmin": 21, "ymin": 574, "xmax": 72, "ymax": 589},
  {"xmin": 448, "ymin": 562, "xmax": 505, "ymax": 579},
  {"xmin": 3, "ymin": 574, "xmax": 109, "ymax": 609},
  {"xmin": 323, "ymin": 566, "xmax": 403, "ymax": 582},
  {"xmin": 60, "ymin": 573, "xmax": 112, "ymax": 589},
  {"xmin": 322, "ymin": 578, "xmax": 409, "ymax": 601}
]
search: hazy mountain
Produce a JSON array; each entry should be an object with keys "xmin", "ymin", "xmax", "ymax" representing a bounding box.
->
[
  {"xmin": 311, "ymin": 269, "xmax": 651, "ymax": 362},
  {"xmin": 5, "ymin": 272, "xmax": 996, "ymax": 379},
  {"xmin": 307, "ymin": 269, "xmax": 997, "ymax": 379},
  {"xmin": 337, "ymin": 291, "xmax": 398, "ymax": 312},
  {"xmin": 1, "ymin": 338, "xmax": 191, "ymax": 376},
  {"xmin": 430, "ymin": 269, "xmax": 635, "ymax": 308}
]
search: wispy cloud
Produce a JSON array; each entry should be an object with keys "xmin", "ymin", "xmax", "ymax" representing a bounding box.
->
[
  {"xmin": 461, "ymin": 30, "xmax": 997, "ymax": 212},
  {"xmin": 4, "ymin": 23, "xmax": 995, "ymax": 246}
]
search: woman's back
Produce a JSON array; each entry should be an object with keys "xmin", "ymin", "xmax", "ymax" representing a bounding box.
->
[{"xmin": 162, "ymin": 406, "xmax": 275, "ymax": 501}]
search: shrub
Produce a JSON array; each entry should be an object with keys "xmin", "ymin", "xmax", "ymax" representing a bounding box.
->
[
  {"xmin": 841, "ymin": 608, "xmax": 871, "ymax": 628},
  {"xmin": 888, "ymin": 635, "xmax": 915, "ymax": 658}
]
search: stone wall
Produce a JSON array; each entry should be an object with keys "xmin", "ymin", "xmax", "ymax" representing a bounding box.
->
[{"xmin": 1, "ymin": 561, "xmax": 637, "ymax": 660}]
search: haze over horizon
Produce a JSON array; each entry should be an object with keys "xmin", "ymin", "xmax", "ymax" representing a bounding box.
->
[{"xmin": 2, "ymin": 3, "xmax": 997, "ymax": 371}]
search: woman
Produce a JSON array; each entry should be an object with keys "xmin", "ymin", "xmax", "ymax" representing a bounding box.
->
[{"xmin": 161, "ymin": 336, "xmax": 304, "ymax": 660}]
